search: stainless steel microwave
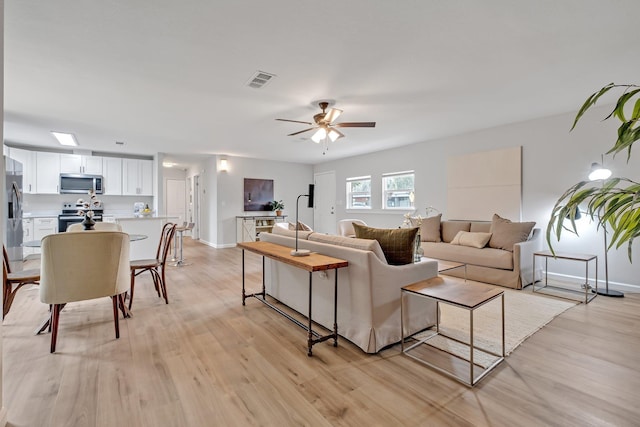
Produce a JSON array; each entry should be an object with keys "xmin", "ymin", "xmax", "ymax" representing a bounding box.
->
[{"xmin": 59, "ymin": 173, "xmax": 104, "ymax": 194}]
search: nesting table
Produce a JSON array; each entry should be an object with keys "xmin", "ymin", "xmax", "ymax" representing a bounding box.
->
[{"xmin": 532, "ymin": 250, "xmax": 598, "ymax": 304}]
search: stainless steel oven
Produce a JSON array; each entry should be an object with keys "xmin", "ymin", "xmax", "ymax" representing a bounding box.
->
[{"xmin": 58, "ymin": 202, "xmax": 104, "ymax": 232}]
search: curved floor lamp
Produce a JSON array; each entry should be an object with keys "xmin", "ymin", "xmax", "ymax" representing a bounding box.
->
[{"xmin": 588, "ymin": 157, "xmax": 624, "ymax": 298}]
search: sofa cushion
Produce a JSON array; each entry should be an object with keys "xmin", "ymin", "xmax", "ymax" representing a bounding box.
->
[
  {"xmin": 308, "ymin": 233, "xmax": 387, "ymax": 263},
  {"xmin": 271, "ymin": 225, "xmax": 313, "ymax": 239},
  {"xmin": 422, "ymin": 242, "xmax": 514, "ymax": 270},
  {"xmin": 411, "ymin": 214, "xmax": 442, "ymax": 242},
  {"xmin": 489, "ymin": 214, "xmax": 536, "ymax": 251},
  {"xmin": 450, "ymin": 231, "xmax": 492, "ymax": 249},
  {"xmin": 470, "ymin": 222, "xmax": 491, "ymax": 233},
  {"xmin": 441, "ymin": 221, "xmax": 471, "ymax": 243},
  {"xmin": 353, "ymin": 223, "xmax": 418, "ymax": 265}
]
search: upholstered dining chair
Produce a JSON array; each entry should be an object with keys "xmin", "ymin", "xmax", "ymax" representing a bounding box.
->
[
  {"xmin": 39, "ymin": 231, "xmax": 130, "ymax": 353},
  {"xmin": 3, "ymin": 245, "xmax": 40, "ymax": 319},
  {"xmin": 128, "ymin": 222, "xmax": 176, "ymax": 310},
  {"xmin": 337, "ymin": 219, "xmax": 367, "ymax": 238},
  {"xmin": 67, "ymin": 222, "xmax": 122, "ymax": 232}
]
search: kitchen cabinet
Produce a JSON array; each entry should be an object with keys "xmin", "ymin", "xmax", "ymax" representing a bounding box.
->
[
  {"xmin": 32, "ymin": 217, "xmax": 58, "ymax": 255},
  {"xmin": 35, "ymin": 152, "xmax": 61, "ymax": 194},
  {"xmin": 22, "ymin": 218, "xmax": 35, "ymax": 259},
  {"xmin": 123, "ymin": 159, "xmax": 153, "ymax": 196},
  {"xmin": 60, "ymin": 154, "xmax": 103, "ymax": 175},
  {"xmin": 8, "ymin": 147, "xmax": 37, "ymax": 194},
  {"xmin": 102, "ymin": 157, "xmax": 122, "ymax": 195}
]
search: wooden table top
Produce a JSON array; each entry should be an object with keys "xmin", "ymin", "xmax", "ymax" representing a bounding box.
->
[
  {"xmin": 402, "ymin": 276, "xmax": 503, "ymax": 309},
  {"xmin": 237, "ymin": 241, "xmax": 348, "ymax": 272}
]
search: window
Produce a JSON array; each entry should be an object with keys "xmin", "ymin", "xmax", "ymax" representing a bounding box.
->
[
  {"xmin": 346, "ymin": 176, "xmax": 371, "ymax": 209},
  {"xmin": 382, "ymin": 171, "xmax": 415, "ymax": 209}
]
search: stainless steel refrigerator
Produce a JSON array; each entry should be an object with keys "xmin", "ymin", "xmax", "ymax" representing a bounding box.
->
[{"xmin": 4, "ymin": 156, "xmax": 24, "ymax": 272}]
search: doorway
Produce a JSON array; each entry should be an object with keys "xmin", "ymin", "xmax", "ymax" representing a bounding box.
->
[{"xmin": 313, "ymin": 171, "xmax": 336, "ymax": 234}]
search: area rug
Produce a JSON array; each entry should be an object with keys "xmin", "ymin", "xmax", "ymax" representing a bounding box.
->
[{"xmin": 411, "ymin": 288, "xmax": 576, "ymax": 368}]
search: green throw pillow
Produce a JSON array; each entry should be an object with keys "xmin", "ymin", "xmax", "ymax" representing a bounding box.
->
[{"xmin": 352, "ymin": 223, "xmax": 418, "ymax": 265}]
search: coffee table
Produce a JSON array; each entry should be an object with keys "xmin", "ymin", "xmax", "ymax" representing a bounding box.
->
[{"xmin": 401, "ymin": 276, "xmax": 504, "ymax": 386}]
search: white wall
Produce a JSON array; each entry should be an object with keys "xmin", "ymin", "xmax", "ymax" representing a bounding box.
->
[{"xmin": 314, "ymin": 105, "xmax": 640, "ymax": 289}]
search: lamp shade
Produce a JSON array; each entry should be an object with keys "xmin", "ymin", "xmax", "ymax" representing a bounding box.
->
[
  {"xmin": 588, "ymin": 162, "xmax": 611, "ymax": 181},
  {"xmin": 311, "ymin": 127, "xmax": 327, "ymax": 143}
]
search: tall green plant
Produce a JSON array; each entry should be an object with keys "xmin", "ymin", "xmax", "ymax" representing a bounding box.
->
[{"xmin": 547, "ymin": 83, "xmax": 640, "ymax": 261}]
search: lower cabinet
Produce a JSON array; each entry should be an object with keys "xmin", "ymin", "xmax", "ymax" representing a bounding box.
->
[
  {"xmin": 31, "ymin": 217, "xmax": 58, "ymax": 255},
  {"xmin": 236, "ymin": 215, "xmax": 287, "ymax": 243}
]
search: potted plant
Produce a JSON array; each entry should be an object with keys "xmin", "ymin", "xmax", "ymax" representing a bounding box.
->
[
  {"xmin": 269, "ymin": 200, "xmax": 285, "ymax": 216},
  {"xmin": 547, "ymin": 83, "xmax": 640, "ymax": 261}
]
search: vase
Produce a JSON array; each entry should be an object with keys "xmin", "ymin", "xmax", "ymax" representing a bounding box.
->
[
  {"xmin": 82, "ymin": 215, "xmax": 96, "ymax": 230},
  {"xmin": 276, "ymin": 210, "xmax": 282, "ymax": 216},
  {"xmin": 414, "ymin": 232, "xmax": 423, "ymax": 262}
]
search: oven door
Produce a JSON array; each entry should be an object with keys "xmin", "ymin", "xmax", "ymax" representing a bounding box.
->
[{"xmin": 58, "ymin": 214, "xmax": 103, "ymax": 232}]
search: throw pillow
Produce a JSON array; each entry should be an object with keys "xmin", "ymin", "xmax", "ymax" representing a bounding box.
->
[
  {"xmin": 352, "ymin": 223, "xmax": 418, "ymax": 265},
  {"xmin": 450, "ymin": 231, "xmax": 492, "ymax": 249},
  {"xmin": 489, "ymin": 214, "xmax": 535, "ymax": 251},
  {"xmin": 411, "ymin": 214, "xmax": 442, "ymax": 242},
  {"xmin": 288, "ymin": 221, "xmax": 312, "ymax": 231}
]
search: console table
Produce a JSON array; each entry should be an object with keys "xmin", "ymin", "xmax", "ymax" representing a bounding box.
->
[{"xmin": 238, "ymin": 241, "xmax": 348, "ymax": 356}]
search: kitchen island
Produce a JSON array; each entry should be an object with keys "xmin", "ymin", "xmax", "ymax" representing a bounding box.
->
[{"xmin": 115, "ymin": 216, "xmax": 180, "ymax": 259}]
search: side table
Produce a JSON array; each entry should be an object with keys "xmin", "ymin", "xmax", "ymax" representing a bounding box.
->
[{"xmin": 532, "ymin": 250, "xmax": 597, "ymax": 304}]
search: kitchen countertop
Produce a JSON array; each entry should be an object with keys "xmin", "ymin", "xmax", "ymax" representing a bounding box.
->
[{"xmin": 115, "ymin": 215, "xmax": 180, "ymax": 220}]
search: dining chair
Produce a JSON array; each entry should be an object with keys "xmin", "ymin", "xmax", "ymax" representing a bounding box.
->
[
  {"xmin": 3, "ymin": 245, "xmax": 40, "ymax": 319},
  {"xmin": 67, "ymin": 222, "xmax": 122, "ymax": 232},
  {"xmin": 39, "ymin": 231, "xmax": 130, "ymax": 353},
  {"xmin": 128, "ymin": 222, "xmax": 177, "ymax": 310}
]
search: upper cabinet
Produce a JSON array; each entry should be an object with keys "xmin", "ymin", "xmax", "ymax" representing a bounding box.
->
[
  {"xmin": 7, "ymin": 147, "xmax": 37, "ymax": 194},
  {"xmin": 102, "ymin": 157, "xmax": 122, "ymax": 195},
  {"xmin": 35, "ymin": 152, "xmax": 61, "ymax": 194},
  {"xmin": 60, "ymin": 154, "xmax": 103, "ymax": 175},
  {"xmin": 122, "ymin": 159, "xmax": 153, "ymax": 196}
]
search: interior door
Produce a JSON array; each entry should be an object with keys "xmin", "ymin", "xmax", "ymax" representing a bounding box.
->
[
  {"xmin": 313, "ymin": 171, "xmax": 336, "ymax": 234},
  {"xmin": 165, "ymin": 179, "xmax": 186, "ymax": 225}
]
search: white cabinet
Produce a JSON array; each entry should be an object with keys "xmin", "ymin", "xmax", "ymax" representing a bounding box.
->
[
  {"xmin": 35, "ymin": 152, "xmax": 61, "ymax": 194},
  {"xmin": 8, "ymin": 147, "xmax": 36, "ymax": 194},
  {"xmin": 123, "ymin": 159, "xmax": 153, "ymax": 196},
  {"xmin": 60, "ymin": 154, "xmax": 103, "ymax": 175},
  {"xmin": 33, "ymin": 217, "xmax": 58, "ymax": 255},
  {"xmin": 22, "ymin": 218, "xmax": 35, "ymax": 259},
  {"xmin": 102, "ymin": 157, "xmax": 122, "ymax": 195}
]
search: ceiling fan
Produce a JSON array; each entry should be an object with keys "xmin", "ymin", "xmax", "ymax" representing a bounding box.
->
[{"xmin": 276, "ymin": 102, "xmax": 376, "ymax": 149}]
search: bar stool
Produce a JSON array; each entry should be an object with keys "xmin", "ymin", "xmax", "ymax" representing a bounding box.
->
[{"xmin": 171, "ymin": 222, "xmax": 194, "ymax": 267}]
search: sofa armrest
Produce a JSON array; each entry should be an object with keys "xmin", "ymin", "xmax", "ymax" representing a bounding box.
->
[{"xmin": 514, "ymin": 228, "xmax": 543, "ymax": 286}]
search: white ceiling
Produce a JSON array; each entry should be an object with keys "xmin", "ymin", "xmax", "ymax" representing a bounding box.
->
[{"xmin": 4, "ymin": 1, "xmax": 639, "ymax": 167}]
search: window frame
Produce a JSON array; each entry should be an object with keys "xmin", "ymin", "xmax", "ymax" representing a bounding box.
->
[
  {"xmin": 381, "ymin": 170, "xmax": 415, "ymax": 210},
  {"xmin": 346, "ymin": 175, "xmax": 372, "ymax": 210}
]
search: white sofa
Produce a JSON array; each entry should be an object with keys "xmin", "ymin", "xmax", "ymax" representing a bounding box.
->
[{"xmin": 259, "ymin": 228, "xmax": 439, "ymax": 354}]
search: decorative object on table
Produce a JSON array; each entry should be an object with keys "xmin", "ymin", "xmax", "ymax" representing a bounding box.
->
[
  {"xmin": 425, "ymin": 206, "xmax": 441, "ymax": 217},
  {"xmin": 409, "ymin": 214, "xmax": 424, "ymax": 262},
  {"xmin": 291, "ymin": 184, "xmax": 314, "ymax": 256},
  {"xmin": 547, "ymin": 83, "xmax": 640, "ymax": 297},
  {"xmin": 77, "ymin": 190, "xmax": 102, "ymax": 230},
  {"xmin": 140, "ymin": 204, "xmax": 152, "ymax": 217},
  {"xmin": 268, "ymin": 199, "xmax": 285, "ymax": 216}
]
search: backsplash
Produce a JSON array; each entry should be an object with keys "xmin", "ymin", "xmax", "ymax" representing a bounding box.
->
[{"xmin": 23, "ymin": 194, "xmax": 153, "ymax": 216}]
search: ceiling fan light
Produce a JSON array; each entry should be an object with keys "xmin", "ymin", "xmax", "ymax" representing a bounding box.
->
[
  {"xmin": 311, "ymin": 127, "xmax": 326, "ymax": 143},
  {"xmin": 323, "ymin": 108, "xmax": 343, "ymax": 124},
  {"xmin": 328, "ymin": 128, "xmax": 341, "ymax": 142}
]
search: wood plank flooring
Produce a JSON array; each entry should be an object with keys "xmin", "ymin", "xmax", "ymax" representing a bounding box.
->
[{"xmin": 3, "ymin": 239, "xmax": 639, "ymax": 426}]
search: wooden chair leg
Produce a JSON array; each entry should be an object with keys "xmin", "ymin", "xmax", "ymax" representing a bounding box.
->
[
  {"xmin": 160, "ymin": 265, "xmax": 168, "ymax": 304},
  {"xmin": 50, "ymin": 304, "xmax": 61, "ymax": 353},
  {"xmin": 128, "ymin": 271, "xmax": 135, "ymax": 311},
  {"xmin": 112, "ymin": 296, "xmax": 120, "ymax": 339}
]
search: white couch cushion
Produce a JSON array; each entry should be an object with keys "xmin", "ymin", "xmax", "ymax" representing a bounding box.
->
[
  {"xmin": 308, "ymin": 233, "xmax": 387, "ymax": 263},
  {"xmin": 422, "ymin": 242, "xmax": 514, "ymax": 270}
]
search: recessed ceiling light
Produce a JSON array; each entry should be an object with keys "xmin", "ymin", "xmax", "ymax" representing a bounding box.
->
[{"xmin": 51, "ymin": 131, "xmax": 78, "ymax": 146}]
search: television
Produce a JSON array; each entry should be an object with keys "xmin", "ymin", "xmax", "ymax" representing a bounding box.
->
[{"xmin": 243, "ymin": 178, "xmax": 274, "ymax": 211}]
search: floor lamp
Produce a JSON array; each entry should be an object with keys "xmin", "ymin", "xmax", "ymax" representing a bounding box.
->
[
  {"xmin": 588, "ymin": 157, "xmax": 624, "ymax": 297},
  {"xmin": 291, "ymin": 184, "xmax": 315, "ymax": 257}
]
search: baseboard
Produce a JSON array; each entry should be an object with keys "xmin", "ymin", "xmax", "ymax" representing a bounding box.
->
[
  {"xmin": 545, "ymin": 272, "xmax": 639, "ymax": 293},
  {"xmin": 198, "ymin": 240, "xmax": 236, "ymax": 249}
]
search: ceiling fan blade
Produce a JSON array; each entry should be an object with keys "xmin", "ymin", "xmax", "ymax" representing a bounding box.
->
[
  {"xmin": 287, "ymin": 127, "xmax": 316, "ymax": 136},
  {"xmin": 334, "ymin": 122, "xmax": 376, "ymax": 128},
  {"xmin": 322, "ymin": 108, "xmax": 343, "ymax": 124},
  {"xmin": 276, "ymin": 118, "xmax": 314, "ymax": 125}
]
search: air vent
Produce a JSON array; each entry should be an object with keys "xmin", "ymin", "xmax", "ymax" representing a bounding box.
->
[{"xmin": 246, "ymin": 70, "xmax": 276, "ymax": 89}]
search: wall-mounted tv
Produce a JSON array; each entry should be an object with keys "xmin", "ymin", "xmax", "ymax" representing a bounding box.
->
[{"xmin": 243, "ymin": 178, "xmax": 274, "ymax": 211}]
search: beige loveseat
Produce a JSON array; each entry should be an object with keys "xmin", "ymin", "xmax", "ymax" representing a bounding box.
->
[
  {"xmin": 259, "ymin": 227, "xmax": 439, "ymax": 354},
  {"xmin": 416, "ymin": 216, "xmax": 542, "ymax": 289}
]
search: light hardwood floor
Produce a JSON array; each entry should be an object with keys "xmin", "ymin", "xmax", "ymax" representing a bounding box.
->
[{"xmin": 3, "ymin": 239, "xmax": 639, "ymax": 427}]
